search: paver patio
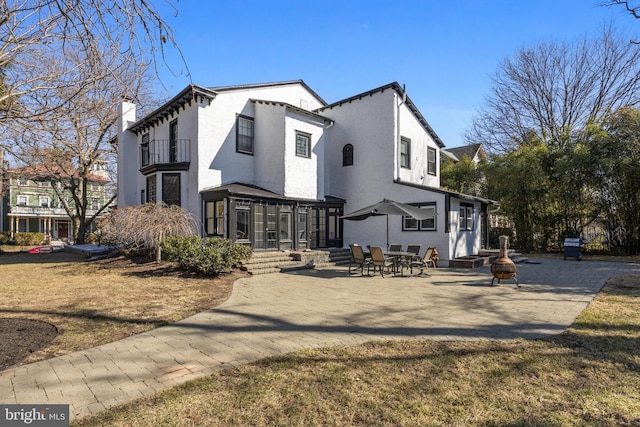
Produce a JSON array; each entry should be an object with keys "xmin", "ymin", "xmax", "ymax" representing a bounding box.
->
[{"xmin": 1, "ymin": 257, "xmax": 639, "ymax": 421}]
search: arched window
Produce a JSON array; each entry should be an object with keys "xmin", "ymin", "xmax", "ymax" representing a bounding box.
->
[{"xmin": 342, "ymin": 144, "xmax": 354, "ymax": 166}]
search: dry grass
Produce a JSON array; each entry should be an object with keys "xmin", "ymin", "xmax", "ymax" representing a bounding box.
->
[
  {"xmin": 0, "ymin": 249, "xmax": 243, "ymax": 364},
  {"xmin": 73, "ymin": 272, "xmax": 640, "ymax": 426}
]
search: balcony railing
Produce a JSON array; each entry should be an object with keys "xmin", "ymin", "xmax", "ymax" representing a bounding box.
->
[
  {"xmin": 9, "ymin": 205, "xmax": 86, "ymax": 217},
  {"xmin": 140, "ymin": 139, "xmax": 190, "ymax": 169}
]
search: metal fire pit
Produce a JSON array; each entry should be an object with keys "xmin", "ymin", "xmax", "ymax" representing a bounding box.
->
[{"xmin": 491, "ymin": 236, "xmax": 519, "ymax": 287}]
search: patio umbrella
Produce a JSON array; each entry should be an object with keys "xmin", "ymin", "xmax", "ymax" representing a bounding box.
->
[{"xmin": 340, "ymin": 199, "xmax": 432, "ymax": 251}]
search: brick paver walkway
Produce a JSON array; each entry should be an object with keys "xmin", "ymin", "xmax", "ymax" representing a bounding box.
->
[{"xmin": 1, "ymin": 258, "xmax": 639, "ymax": 420}]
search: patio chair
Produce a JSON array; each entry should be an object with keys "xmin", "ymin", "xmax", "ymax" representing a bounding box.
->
[
  {"xmin": 406, "ymin": 245, "xmax": 421, "ymax": 258},
  {"xmin": 401, "ymin": 245, "xmax": 422, "ymax": 274},
  {"xmin": 367, "ymin": 246, "xmax": 394, "ymax": 277},
  {"xmin": 387, "ymin": 244, "xmax": 404, "ymax": 273},
  {"xmin": 409, "ymin": 246, "xmax": 437, "ymax": 276},
  {"xmin": 348, "ymin": 244, "xmax": 370, "ymax": 275}
]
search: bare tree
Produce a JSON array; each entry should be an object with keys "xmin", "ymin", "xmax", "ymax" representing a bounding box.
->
[
  {"xmin": 0, "ymin": 0, "xmax": 183, "ymax": 119},
  {"xmin": 465, "ymin": 28, "xmax": 640, "ymax": 152},
  {"xmin": 2, "ymin": 42, "xmax": 160, "ymax": 243},
  {"xmin": 97, "ymin": 203, "xmax": 199, "ymax": 260},
  {"xmin": 605, "ymin": 0, "xmax": 640, "ymax": 18}
]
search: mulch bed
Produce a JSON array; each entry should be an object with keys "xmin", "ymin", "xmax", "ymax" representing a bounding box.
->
[{"xmin": 0, "ymin": 318, "xmax": 59, "ymax": 371}]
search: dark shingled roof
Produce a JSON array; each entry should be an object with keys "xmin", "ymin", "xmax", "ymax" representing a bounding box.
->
[
  {"xmin": 200, "ymin": 182, "xmax": 345, "ymax": 204},
  {"xmin": 446, "ymin": 143, "xmax": 485, "ymax": 161}
]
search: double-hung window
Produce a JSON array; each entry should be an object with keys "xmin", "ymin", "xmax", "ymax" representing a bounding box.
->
[
  {"xmin": 459, "ymin": 204, "xmax": 474, "ymax": 231},
  {"xmin": 400, "ymin": 137, "xmax": 411, "ymax": 169},
  {"xmin": 296, "ymin": 131, "xmax": 311, "ymax": 158},
  {"xmin": 427, "ymin": 147, "xmax": 437, "ymax": 175},
  {"xmin": 237, "ymin": 116, "xmax": 254, "ymax": 154}
]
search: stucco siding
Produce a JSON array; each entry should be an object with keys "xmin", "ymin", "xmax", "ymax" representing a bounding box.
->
[
  {"xmin": 396, "ymin": 102, "xmax": 440, "ymax": 188},
  {"xmin": 322, "ymin": 89, "xmax": 396, "ymax": 202},
  {"xmin": 201, "ymin": 83, "xmax": 325, "ymax": 192},
  {"xmin": 201, "ymin": 93, "xmax": 255, "ymax": 189},
  {"xmin": 319, "ymin": 88, "xmax": 451, "ymax": 257},
  {"xmin": 342, "ymin": 186, "xmax": 448, "ymax": 257},
  {"xmin": 254, "ymin": 103, "xmax": 286, "ymax": 194},
  {"xmin": 283, "ymin": 112, "xmax": 326, "ymax": 199}
]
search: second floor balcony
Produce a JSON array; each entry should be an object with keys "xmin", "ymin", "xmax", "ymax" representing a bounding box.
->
[{"xmin": 140, "ymin": 139, "xmax": 190, "ymax": 173}]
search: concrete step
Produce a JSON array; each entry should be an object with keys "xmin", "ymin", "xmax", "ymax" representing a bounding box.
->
[{"xmin": 241, "ymin": 248, "xmax": 352, "ymax": 275}]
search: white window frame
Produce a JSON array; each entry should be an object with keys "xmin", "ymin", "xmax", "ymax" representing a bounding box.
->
[
  {"xmin": 39, "ymin": 196, "xmax": 50, "ymax": 207},
  {"xmin": 402, "ymin": 204, "xmax": 436, "ymax": 231},
  {"xmin": 460, "ymin": 204, "xmax": 474, "ymax": 231},
  {"xmin": 17, "ymin": 195, "xmax": 28, "ymax": 206}
]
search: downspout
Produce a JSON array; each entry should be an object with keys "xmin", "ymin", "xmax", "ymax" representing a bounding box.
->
[{"xmin": 395, "ymin": 84, "xmax": 406, "ymax": 181}]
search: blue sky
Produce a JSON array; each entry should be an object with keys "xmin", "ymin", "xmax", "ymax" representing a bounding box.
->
[{"xmin": 154, "ymin": 0, "xmax": 639, "ymax": 149}]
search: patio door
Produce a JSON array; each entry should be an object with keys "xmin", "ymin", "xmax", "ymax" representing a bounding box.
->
[
  {"xmin": 253, "ymin": 204, "xmax": 277, "ymax": 250},
  {"xmin": 308, "ymin": 207, "xmax": 343, "ymax": 249}
]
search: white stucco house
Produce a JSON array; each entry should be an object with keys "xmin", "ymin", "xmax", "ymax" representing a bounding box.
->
[{"xmin": 116, "ymin": 80, "xmax": 493, "ymax": 265}]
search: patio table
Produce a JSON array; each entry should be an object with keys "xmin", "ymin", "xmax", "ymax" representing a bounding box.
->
[{"xmin": 385, "ymin": 251, "xmax": 414, "ymax": 276}]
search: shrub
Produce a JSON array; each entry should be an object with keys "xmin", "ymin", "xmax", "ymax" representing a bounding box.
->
[
  {"xmin": 160, "ymin": 236, "xmax": 252, "ymax": 275},
  {"xmin": 0, "ymin": 233, "xmax": 10, "ymax": 245},
  {"xmin": 14, "ymin": 232, "xmax": 46, "ymax": 246}
]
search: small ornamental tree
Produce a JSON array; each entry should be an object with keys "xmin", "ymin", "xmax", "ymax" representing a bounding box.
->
[{"xmin": 97, "ymin": 203, "xmax": 198, "ymax": 260}]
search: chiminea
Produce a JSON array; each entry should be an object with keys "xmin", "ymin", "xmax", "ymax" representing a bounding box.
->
[{"xmin": 490, "ymin": 235, "xmax": 519, "ymax": 287}]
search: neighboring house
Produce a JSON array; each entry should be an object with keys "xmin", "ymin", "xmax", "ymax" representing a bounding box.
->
[
  {"xmin": 444, "ymin": 143, "xmax": 487, "ymax": 165},
  {"xmin": 440, "ymin": 143, "xmax": 488, "ymax": 197},
  {"xmin": 2, "ymin": 164, "xmax": 111, "ymax": 242},
  {"xmin": 116, "ymin": 80, "xmax": 494, "ymax": 265}
]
